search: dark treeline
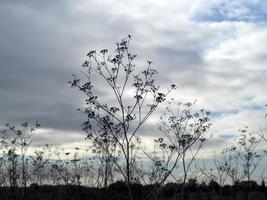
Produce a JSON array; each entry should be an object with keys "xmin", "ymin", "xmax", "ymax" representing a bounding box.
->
[
  {"xmin": 1, "ymin": 180, "xmax": 267, "ymax": 200},
  {"xmin": 1, "ymin": 36, "xmax": 267, "ymax": 200}
]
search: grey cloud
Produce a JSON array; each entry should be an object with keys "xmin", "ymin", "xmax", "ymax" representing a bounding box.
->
[
  {"xmin": 32, "ymin": 129, "xmax": 85, "ymax": 147},
  {"xmin": 0, "ymin": 0, "xmax": 267, "ymax": 150},
  {"xmin": 0, "ymin": 0, "xmax": 136, "ymax": 134}
]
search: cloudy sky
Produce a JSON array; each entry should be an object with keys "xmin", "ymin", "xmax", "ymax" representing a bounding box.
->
[{"xmin": 0, "ymin": 0, "xmax": 267, "ymax": 154}]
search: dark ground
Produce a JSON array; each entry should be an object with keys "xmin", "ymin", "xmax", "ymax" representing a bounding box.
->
[{"xmin": 1, "ymin": 181, "xmax": 267, "ymax": 200}]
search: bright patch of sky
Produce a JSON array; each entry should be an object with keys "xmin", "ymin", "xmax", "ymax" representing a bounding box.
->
[{"xmin": 193, "ymin": 0, "xmax": 267, "ymax": 22}]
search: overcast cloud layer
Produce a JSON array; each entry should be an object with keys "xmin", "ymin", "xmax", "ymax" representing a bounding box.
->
[{"xmin": 0, "ymin": 0, "xmax": 267, "ymax": 152}]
